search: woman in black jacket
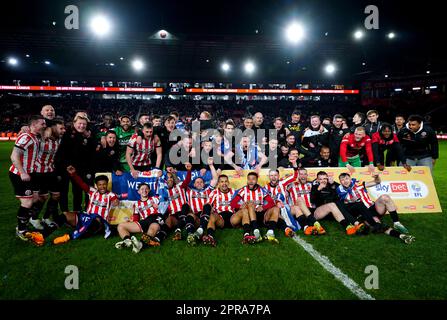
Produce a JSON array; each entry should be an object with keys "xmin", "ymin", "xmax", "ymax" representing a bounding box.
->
[{"xmin": 94, "ymin": 130, "xmax": 123, "ymax": 175}]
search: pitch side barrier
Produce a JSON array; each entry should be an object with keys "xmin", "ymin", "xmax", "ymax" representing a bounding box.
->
[{"xmin": 95, "ymin": 166, "xmax": 442, "ymax": 225}]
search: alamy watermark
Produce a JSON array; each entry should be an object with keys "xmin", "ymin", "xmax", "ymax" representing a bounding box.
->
[{"xmin": 364, "ymin": 265, "xmax": 379, "ymax": 289}]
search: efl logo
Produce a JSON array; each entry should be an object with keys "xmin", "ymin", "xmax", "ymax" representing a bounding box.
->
[
  {"xmin": 404, "ymin": 205, "xmax": 417, "ymax": 210},
  {"xmin": 414, "ymin": 170, "xmax": 425, "ymax": 174},
  {"xmin": 382, "ymin": 171, "xmax": 389, "ymax": 175},
  {"xmin": 360, "ymin": 171, "xmax": 370, "ymax": 175},
  {"xmin": 390, "ymin": 182, "xmax": 409, "ymax": 193},
  {"xmin": 423, "ymin": 205, "xmax": 435, "ymax": 209}
]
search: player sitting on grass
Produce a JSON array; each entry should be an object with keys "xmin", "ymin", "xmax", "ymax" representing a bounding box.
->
[
  {"xmin": 52, "ymin": 166, "xmax": 119, "ymax": 245},
  {"xmin": 337, "ymin": 172, "xmax": 415, "ymax": 244},
  {"xmin": 231, "ymin": 172, "xmax": 280, "ymax": 244},
  {"xmin": 200, "ymin": 174, "xmax": 245, "ymax": 247},
  {"xmin": 310, "ymin": 171, "xmax": 366, "ymax": 235},
  {"xmin": 115, "ymin": 183, "xmax": 166, "ymax": 253},
  {"xmin": 286, "ymin": 168, "xmax": 321, "ymax": 235},
  {"xmin": 185, "ymin": 157, "xmax": 219, "ymax": 245},
  {"xmin": 162, "ymin": 163, "xmax": 192, "ymax": 240},
  {"xmin": 264, "ymin": 166, "xmax": 299, "ymax": 238}
]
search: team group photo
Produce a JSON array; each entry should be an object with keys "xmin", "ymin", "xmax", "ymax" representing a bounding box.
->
[{"xmin": 0, "ymin": 0, "xmax": 446, "ymax": 304}]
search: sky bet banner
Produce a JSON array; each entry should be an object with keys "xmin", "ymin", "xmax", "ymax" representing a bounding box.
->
[{"xmin": 97, "ymin": 166, "xmax": 441, "ymax": 225}]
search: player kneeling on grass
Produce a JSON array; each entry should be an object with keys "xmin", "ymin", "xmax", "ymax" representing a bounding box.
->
[
  {"xmin": 230, "ymin": 172, "xmax": 280, "ymax": 244},
  {"xmin": 337, "ymin": 172, "xmax": 415, "ymax": 244},
  {"xmin": 115, "ymin": 183, "xmax": 167, "ymax": 253},
  {"xmin": 52, "ymin": 166, "xmax": 118, "ymax": 245}
]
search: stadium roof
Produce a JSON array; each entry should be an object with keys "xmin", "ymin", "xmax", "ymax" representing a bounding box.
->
[{"xmin": 1, "ymin": 0, "xmax": 446, "ymax": 84}]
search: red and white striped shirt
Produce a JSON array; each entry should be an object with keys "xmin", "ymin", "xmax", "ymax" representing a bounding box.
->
[
  {"xmin": 187, "ymin": 186, "xmax": 214, "ymax": 214},
  {"xmin": 209, "ymin": 188, "xmax": 235, "ymax": 213},
  {"xmin": 86, "ymin": 187, "xmax": 118, "ymax": 220},
  {"xmin": 133, "ymin": 197, "xmax": 160, "ymax": 220},
  {"xmin": 264, "ymin": 170, "xmax": 298, "ymax": 204},
  {"xmin": 35, "ymin": 138, "xmax": 60, "ymax": 173},
  {"xmin": 338, "ymin": 179, "xmax": 374, "ymax": 208},
  {"xmin": 166, "ymin": 184, "xmax": 188, "ymax": 214},
  {"xmin": 9, "ymin": 132, "xmax": 40, "ymax": 175},
  {"xmin": 128, "ymin": 133, "xmax": 158, "ymax": 167},
  {"xmin": 233, "ymin": 185, "xmax": 270, "ymax": 210},
  {"xmin": 287, "ymin": 182, "xmax": 314, "ymax": 208}
]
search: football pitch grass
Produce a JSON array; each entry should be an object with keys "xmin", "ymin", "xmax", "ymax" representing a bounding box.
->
[{"xmin": 0, "ymin": 141, "xmax": 446, "ymax": 300}]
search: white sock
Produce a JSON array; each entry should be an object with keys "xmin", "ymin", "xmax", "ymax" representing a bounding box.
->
[
  {"xmin": 196, "ymin": 227, "xmax": 203, "ymax": 235},
  {"xmin": 267, "ymin": 229, "xmax": 274, "ymax": 237}
]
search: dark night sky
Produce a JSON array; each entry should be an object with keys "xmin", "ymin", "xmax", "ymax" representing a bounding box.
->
[{"xmin": 0, "ymin": 0, "xmax": 445, "ymax": 83}]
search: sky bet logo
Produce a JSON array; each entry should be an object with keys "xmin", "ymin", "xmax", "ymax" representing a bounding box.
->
[{"xmin": 375, "ymin": 182, "xmax": 408, "ymax": 193}]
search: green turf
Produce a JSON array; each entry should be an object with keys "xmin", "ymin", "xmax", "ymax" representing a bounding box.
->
[{"xmin": 0, "ymin": 141, "xmax": 446, "ymax": 300}]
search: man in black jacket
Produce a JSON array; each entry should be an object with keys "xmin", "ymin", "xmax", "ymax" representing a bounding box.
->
[
  {"xmin": 364, "ymin": 110, "xmax": 382, "ymax": 137},
  {"xmin": 94, "ymin": 130, "xmax": 123, "ymax": 175},
  {"xmin": 328, "ymin": 114, "xmax": 350, "ymax": 164},
  {"xmin": 398, "ymin": 114, "xmax": 439, "ymax": 173}
]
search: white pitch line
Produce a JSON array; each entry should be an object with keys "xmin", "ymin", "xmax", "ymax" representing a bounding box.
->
[{"xmin": 292, "ymin": 235, "xmax": 375, "ymax": 300}]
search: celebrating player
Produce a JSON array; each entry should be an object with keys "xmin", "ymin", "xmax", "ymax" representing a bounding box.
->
[
  {"xmin": 200, "ymin": 174, "xmax": 239, "ymax": 246},
  {"xmin": 115, "ymin": 183, "xmax": 166, "ymax": 253},
  {"xmin": 185, "ymin": 157, "xmax": 219, "ymax": 245},
  {"xmin": 9, "ymin": 115, "xmax": 47, "ymax": 244},
  {"xmin": 339, "ymin": 126, "xmax": 375, "ymax": 173},
  {"xmin": 337, "ymin": 172, "xmax": 414, "ymax": 243},
  {"xmin": 126, "ymin": 122, "xmax": 162, "ymax": 178},
  {"xmin": 52, "ymin": 166, "xmax": 119, "ymax": 245},
  {"xmin": 231, "ymin": 172, "xmax": 280, "ymax": 243}
]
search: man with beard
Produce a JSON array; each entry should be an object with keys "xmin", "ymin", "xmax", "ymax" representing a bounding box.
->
[
  {"xmin": 126, "ymin": 123, "xmax": 162, "ymax": 178},
  {"xmin": 113, "ymin": 115, "xmax": 134, "ymax": 172},
  {"xmin": 184, "ymin": 158, "xmax": 219, "ymax": 245},
  {"xmin": 9, "ymin": 115, "xmax": 47, "ymax": 244},
  {"xmin": 231, "ymin": 172, "xmax": 280, "ymax": 243},
  {"xmin": 301, "ymin": 146, "xmax": 335, "ymax": 168},
  {"xmin": 339, "ymin": 127, "xmax": 375, "ymax": 173},
  {"xmin": 398, "ymin": 114, "xmax": 439, "ymax": 173}
]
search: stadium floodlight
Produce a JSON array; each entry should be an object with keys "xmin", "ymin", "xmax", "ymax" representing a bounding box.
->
[
  {"xmin": 131, "ymin": 59, "xmax": 145, "ymax": 72},
  {"xmin": 426, "ymin": 70, "xmax": 431, "ymax": 74},
  {"xmin": 25, "ymin": 54, "xmax": 30, "ymax": 58},
  {"xmin": 44, "ymin": 60, "xmax": 51, "ymax": 65},
  {"xmin": 120, "ymin": 57, "xmax": 124, "ymax": 60},
  {"xmin": 244, "ymin": 61, "xmax": 256, "ymax": 74},
  {"xmin": 221, "ymin": 62, "xmax": 230, "ymax": 72},
  {"xmin": 109, "ymin": 63, "xmax": 115, "ymax": 66},
  {"xmin": 387, "ymin": 32, "xmax": 395, "ymax": 39},
  {"xmin": 353, "ymin": 30, "xmax": 364, "ymax": 40},
  {"xmin": 90, "ymin": 15, "xmax": 112, "ymax": 37},
  {"xmin": 429, "ymin": 85, "xmax": 437, "ymax": 89},
  {"xmin": 324, "ymin": 63, "xmax": 336, "ymax": 75},
  {"xmin": 385, "ymin": 74, "xmax": 389, "ymax": 78},
  {"xmin": 394, "ymin": 88, "xmax": 402, "ymax": 92},
  {"xmin": 7, "ymin": 57, "xmax": 18, "ymax": 66},
  {"xmin": 285, "ymin": 22, "xmax": 305, "ymax": 44}
]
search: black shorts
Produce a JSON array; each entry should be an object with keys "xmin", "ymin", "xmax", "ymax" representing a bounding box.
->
[
  {"xmin": 368, "ymin": 204, "xmax": 379, "ymax": 217},
  {"xmin": 33, "ymin": 172, "xmax": 61, "ymax": 195},
  {"xmin": 9, "ymin": 172, "xmax": 35, "ymax": 198},
  {"xmin": 137, "ymin": 215, "xmax": 163, "ymax": 233},
  {"xmin": 218, "ymin": 211, "xmax": 234, "ymax": 228}
]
